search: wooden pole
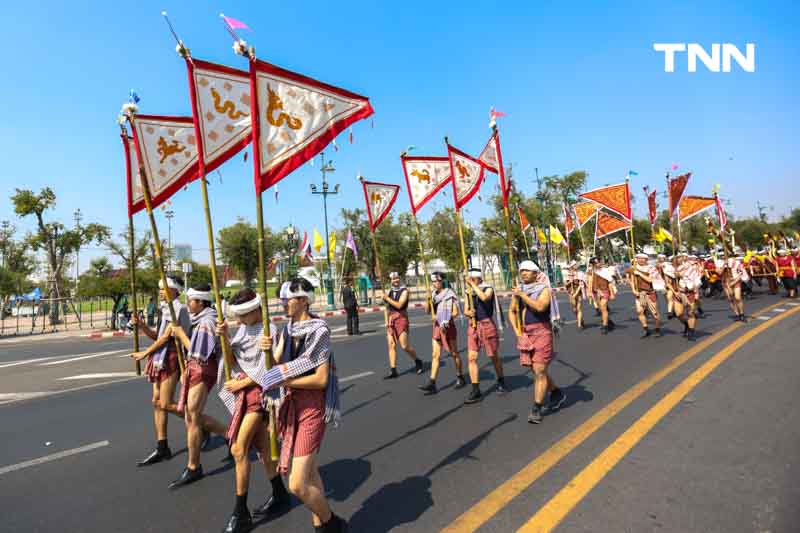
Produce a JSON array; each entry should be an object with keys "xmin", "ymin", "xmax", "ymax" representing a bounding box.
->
[
  {"xmin": 254, "ymin": 191, "xmax": 280, "ymax": 461},
  {"xmin": 128, "ymin": 116, "xmax": 185, "ymax": 376},
  {"xmin": 502, "ymin": 204, "xmax": 518, "ymax": 289},
  {"xmin": 369, "ymin": 227, "xmax": 393, "ymax": 343},
  {"xmin": 454, "ymin": 209, "xmax": 477, "ymax": 329},
  {"xmin": 412, "ymin": 215, "xmax": 436, "ymax": 320},
  {"xmin": 128, "ymin": 217, "xmax": 141, "ymax": 376}
]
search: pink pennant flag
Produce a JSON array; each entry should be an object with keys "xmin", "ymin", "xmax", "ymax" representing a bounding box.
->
[
  {"xmin": 671, "ymin": 163, "xmax": 679, "ymax": 171},
  {"xmin": 221, "ymin": 14, "xmax": 250, "ymax": 30},
  {"xmin": 490, "ymin": 107, "xmax": 507, "ymax": 120},
  {"xmin": 345, "ymin": 229, "xmax": 358, "ymax": 260}
]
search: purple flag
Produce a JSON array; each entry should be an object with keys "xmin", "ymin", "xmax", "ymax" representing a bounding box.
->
[{"xmin": 345, "ymin": 229, "xmax": 358, "ymax": 260}]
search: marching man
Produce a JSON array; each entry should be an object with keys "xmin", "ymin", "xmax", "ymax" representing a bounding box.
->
[
  {"xmin": 419, "ymin": 272, "xmax": 466, "ymax": 396},
  {"xmin": 130, "ymin": 276, "xmax": 190, "ymax": 467},
  {"xmin": 719, "ymin": 255, "xmax": 748, "ymax": 321},
  {"xmin": 462, "ymin": 268, "xmax": 507, "ymax": 404},
  {"xmin": 382, "ymin": 272, "xmax": 424, "ymax": 379},
  {"xmin": 588, "ymin": 257, "xmax": 617, "ymax": 334},
  {"xmin": 675, "ymin": 254, "xmax": 702, "ymax": 341},
  {"xmin": 776, "ymin": 249, "xmax": 797, "ymax": 298},
  {"xmin": 166, "ymin": 283, "xmax": 227, "ymax": 489},
  {"xmin": 215, "ymin": 288, "xmax": 290, "ymax": 533},
  {"xmin": 628, "ymin": 253, "xmax": 663, "ymax": 338},
  {"xmin": 564, "ymin": 260, "xmax": 586, "ymax": 330},
  {"xmin": 509, "ymin": 261, "xmax": 565, "ymax": 424}
]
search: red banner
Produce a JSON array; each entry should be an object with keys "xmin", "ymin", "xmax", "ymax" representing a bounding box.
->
[
  {"xmin": 447, "ymin": 144, "xmax": 485, "ymax": 210},
  {"xmin": 678, "ymin": 195, "xmax": 716, "ymax": 222},
  {"xmin": 668, "ymin": 172, "xmax": 691, "ymax": 217},
  {"xmin": 361, "ymin": 180, "xmax": 400, "ymax": 231},
  {"xmin": 595, "ymin": 211, "xmax": 632, "ymax": 239},
  {"xmin": 579, "ymin": 182, "xmax": 631, "ymax": 220},
  {"xmin": 574, "ymin": 201, "xmax": 600, "ymax": 228},
  {"xmin": 518, "ymin": 207, "xmax": 530, "ymax": 231},
  {"xmin": 248, "ymin": 58, "xmax": 373, "ymax": 194},
  {"xmin": 563, "ymin": 203, "xmax": 575, "ymax": 235},
  {"xmin": 715, "ymin": 193, "xmax": 728, "ymax": 230},
  {"xmin": 645, "ymin": 187, "xmax": 657, "ymax": 226},
  {"xmin": 478, "ymin": 130, "xmax": 509, "ymax": 209}
]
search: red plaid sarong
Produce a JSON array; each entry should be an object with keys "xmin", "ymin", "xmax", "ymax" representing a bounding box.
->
[
  {"xmin": 178, "ymin": 357, "xmax": 219, "ymax": 413},
  {"xmin": 467, "ymin": 318, "xmax": 499, "ymax": 357},
  {"xmin": 144, "ymin": 348, "xmax": 179, "ymax": 384},
  {"xmin": 432, "ymin": 320, "xmax": 457, "ymax": 353},
  {"xmin": 518, "ymin": 323, "xmax": 553, "ymax": 366},
  {"xmin": 387, "ymin": 312, "xmax": 409, "ymax": 341},
  {"xmin": 277, "ymin": 388, "xmax": 326, "ymax": 475},
  {"xmin": 225, "ymin": 384, "xmax": 264, "ymax": 445}
]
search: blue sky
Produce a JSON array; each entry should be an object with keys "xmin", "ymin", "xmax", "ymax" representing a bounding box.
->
[{"xmin": 1, "ymin": 1, "xmax": 797, "ymax": 269}]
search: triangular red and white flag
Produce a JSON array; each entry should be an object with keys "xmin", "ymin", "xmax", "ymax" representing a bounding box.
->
[
  {"xmin": 400, "ymin": 155, "xmax": 452, "ymax": 215},
  {"xmin": 361, "ymin": 180, "xmax": 400, "ymax": 232},
  {"xmin": 563, "ymin": 203, "xmax": 575, "ymax": 236},
  {"xmin": 678, "ymin": 196, "xmax": 716, "ymax": 222},
  {"xmin": 715, "ymin": 193, "xmax": 727, "ymax": 230},
  {"xmin": 130, "ymin": 114, "xmax": 200, "ymax": 212},
  {"xmin": 249, "ymin": 59, "xmax": 373, "ymax": 193},
  {"xmin": 478, "ymin": 130, "xmax": 510, "ymax": 209},
  {"xmin": 668, "ymin": 172, "xmax": 691, "ymax": 217},
  {"xmin": 574, "ymin": 201, "xmax": 600, "ymax": 228},
  {"xmin": 447, "ymin": 144, "xmax": 485, "ymax": 210},
  {"xmin": 121, "ymin": 133, "xmax": 144, "ymax": 217},
  {"xmin": 187, "ymin": 58, "xmax": 252, "ymax": 175}
]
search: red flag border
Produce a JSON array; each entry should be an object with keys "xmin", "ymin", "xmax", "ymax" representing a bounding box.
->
[
  {"xmin": 129, "ymin": 114, "xmax": 199, "ymax": 215},
  {"xmin": 595, "ymin": 211, "xmax": 632, "ymax": 239},
  {"xmin": 186, "ymin": 58, "xmax": 252, "ymax": 177},
  {"xmin": 121, "ymin": 134, "xmax": 136, "ymax": 217},
  {"xmin": 249, "ymin": 58, "xmax": 374, "ymax": 194},
  {"xmin": 678, "ymin": 195, "xmax": 716, "ymax": 223},
  {"xmin": 400, "ymin": 155, "xmax": 452, "ymax": 215},
  {"xmin": 447, "ymin": 144, "xmax": 485, "ymax": 210},
  {"xmin": 362, "ymin": 180, "xmax": 400, "ymax": 232}
]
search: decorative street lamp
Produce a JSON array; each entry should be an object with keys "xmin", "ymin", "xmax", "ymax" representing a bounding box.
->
[
  {"xmin": 164, "ymin": 209, "xmax": 175, "ymax": 272},
  {"xmin": 310, "ymin": 151, "xmax": 340, "ymax": 310}
]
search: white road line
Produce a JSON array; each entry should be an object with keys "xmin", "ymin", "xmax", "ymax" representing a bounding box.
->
[
  {"xmin": 59, "ymin": 372, "xmax": 139, "ymax": 381},
  {"xmin": 0, "ymin": 377, "xmax": 140, "ymax": 406},
  {"xmin": 0, "ymin": 392, "xmax": 50, "ymax": 402},
  {"xmin": 757, "ymin": 316, "xmax": 771, "ymax": 320},
  {"xmin": 0, "ymin": 356, "xmax": 65, "ymax": 369},
  {"xmin": 787, "ymin": 302, "xmax": 800, "ymax": 307},
  {"xmin": 339, "ymin": 371, "xmax": 374, "ymax": 383},
  {"xmin": 772, "ymin": 308, "xmax": 787, "ymax": 312},
  {"xmin": 0, "ymin": 441, "xmax": 110, "ymax": 476},
  {"xmin": 38, "ymin": 349, "xmax": 127, "ymax": 366}
]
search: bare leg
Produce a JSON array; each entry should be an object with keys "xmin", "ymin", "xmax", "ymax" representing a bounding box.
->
[
  {"xmin": 398, "ymin": 332, "xmax": 418, "ymax": 362},
  {"xmin": 232, "ymin": 412, "xmax": 263, "ymax": 497},
  {"xmin": 288, "ymin": 453, "xmax": 333, "ymax": 527},
  {"xmin": 532, "ymin": 362, "xmax": 549, "ymax": 405},
  {"xmin": 467, "ymin": 350, "xmax": 480, "ymax": 384},
  {"xmin": 185, "ymin": 383, "xmax": 209, "ymax": 469},
  {"xmin": 387, "ymin": 335, "xmax": 398, "ymax": 369},
  {"xmin": 450, "ymin": 339, "xmax": 463, "ymax": 375},
  {"xmin": 490, "ymin": 355, "xmax": 504, "ymax": 379},
  {"xmin": 600, "ymin": 298, "xmax": 609, "ymax": 327},
  {"xmin": 429, "ymin": 340, "xmax": 442, "ymax": 381}
]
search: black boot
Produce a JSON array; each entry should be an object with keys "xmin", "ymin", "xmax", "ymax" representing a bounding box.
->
[
  {"xmin": 601, "ymin": 325, "xmax": 608, "ymax": 335},
  {"xmin": 221, "ymin": 511, "xmax": 252, "ymax": 533},
  {"xmin": 607, "ymin": 319, "xmax": 616, "ymax": 331},
  {"xmin": 383, "ymin": 368, "xmax": 399, "ymax": 380},
  {"xmin": 464, "ymin": 385, "xmax": 482, "ymax": 404},
  {"xmin": 137, "ymin": 441, "xmax": 172, "ymax": 467},
  {"xmin": 419, "ymin": 380, "xmax": 438, "ymax": 395},
  {"xmin": 317, "ymin": 514, "xmax": 347, "ymax": 533},
  {"xmin": 455, "ymin": 374, "xmax": 467, "ymax": 389},
  {"xmin": 655, "ymin": 328, "xmax": 663, "ymax": 337},
  {"xmin": 682, "ymin": 322, "xmax": 689, "ymax": 337},
  {"xmin": 254, "ymin": 476, "xmax": 290, "ymax": 518},
  {"xmin": 414, "ymin": 359, "xmax": 424, "ymax": 375},
  {"xmin": 687, "ymin": 328, "xmax": 696, "ymax": 342},
  {"xmin": 739, "ymin": 314, "xmax": 747, "ymax": 323},
  {"xmin": 496, "ymin": 377, "xmax": 508, "ymax": 394},
  {"xmin": 527, "ymin": 404, "xmax": 543, "ymax": 424},
  {"xmin": 641, "ymin": 328, "xmax": 650, "ymax": 339},
  {"xmin": 169, "ymin": 465, "xmax": 204, "ymax": 489}
]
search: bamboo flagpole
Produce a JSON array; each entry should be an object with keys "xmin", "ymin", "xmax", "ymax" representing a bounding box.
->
[
  {"xmin": 125, "ymin": 113, "xmax": 186, "ymax": 376},
  {"xmin": 180, "ymin": 45, "xmax": 236, "ymax": 382},
  {"xmin": 454, "ymin": 209, "xmax": 477, "ymax": 329},
  {"xmin": 359, "ymin": 176, "xmax": 391, "ymax": 351},
  {"xmin": 120, "ymin": 129, "xmax": 141, "ymax": 375},
  {"xmin": 412, "ymin": 216, "xmax": 436, "ymax": 320}
]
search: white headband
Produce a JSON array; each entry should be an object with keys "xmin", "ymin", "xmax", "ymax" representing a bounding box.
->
[
  {"xmin": 468, "ymin": 269, "xmax": 482, "ymax": 278},
  {"xmin": 158, "ymin": 278, "xmax": 181, "ymax": 290},
  {"xmin": 187, "ymin": 288, "xmax": 212, "ymax": 302},
  {"xmin": 228, "ymin": 294, "xmax": 262, "ymax": 316},
  {"xmin": 635, "ymin": 253, "xmax": 648, "ymax": 259},
  {"xmin": 519, "ymin": 260, "xmax": 540, "ymax": 272},
  {"xmin": 285, "ymin": 286, "xmax": 315, "ymax": 305},
  {"xmin": 431, "ymin": 274, "xmax": 443, "ymax": 282},
  {"xmin": 279, "ymin": 281, "xmax": 292, "ymax": 300},
  {"xmin": 389, "ymin": 272, "xmax": 400, "ymax": 279}
]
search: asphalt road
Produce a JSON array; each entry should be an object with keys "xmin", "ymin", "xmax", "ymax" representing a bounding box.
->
[{"xmin": 1, "ymin": 289, "xmax": 798, "ymax": 532}]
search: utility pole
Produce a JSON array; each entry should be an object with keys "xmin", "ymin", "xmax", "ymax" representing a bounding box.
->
[
  {"xmin": 310, "ymin": 151, "xmax": 340, "ymax": 310},
  {"xmin": 165, "ymin": 210, "xmax": 175, "ymax": 273},
  {"xmin": 755, "ymin": 201, "xmax": 769, "ymax": 223}
]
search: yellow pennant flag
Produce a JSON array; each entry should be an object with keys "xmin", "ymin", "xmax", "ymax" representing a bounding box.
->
[
  {"xmin": 536, "ymin": 227, "xmax": 547, "ymax": 243},
  {"xmin": 549, "ymin": 224, "xmax": 565, "ymax": 245},
  {"xmin": 656, "ymin": 226, "xmax": 673, "ymax": 242},
  {"xmin": 328, "ymin": 231, "xmax": 337, "ymax": 262},
  {"xmin": 313, "ymin": 228, "xmax": 325, "ymax": 253}
]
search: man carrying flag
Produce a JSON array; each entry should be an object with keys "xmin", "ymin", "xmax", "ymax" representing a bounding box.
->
[
  {"xmin": 382, "ymin": 272, "xmax": 424, "ymax": 379},
  {"xmin": 627, "ymin": 253, "xmax": 664, "ymax": 338},
  {"xmin": 462, "ymin": 268, "xmax": 507, "ymax": 404},
  {"xmin": 588, "ymin": 257, "xmax": 617, "ymax": 334},
  {"xmin": 419, "ymin": 272, "xmax": 466, "ymax": 396}
]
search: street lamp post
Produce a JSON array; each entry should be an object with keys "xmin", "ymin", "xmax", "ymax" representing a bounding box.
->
[
  {"xmin": 285, "ymin": 223, "xmax": 299, "ymax": 279},
  {"xmin": 73, "ymin": 209, "xmax": 82, "ymax": 295},
  {"xmin": 310, "ymin": 151, "xmax": 340, "ymax": 310},
  {"xmin": 165, "ymin": 210, "xmax": 175, "ymax": 273},
  {"xmin": 534, "ymin": 168, "xmax": 555, "ymax": 284}
]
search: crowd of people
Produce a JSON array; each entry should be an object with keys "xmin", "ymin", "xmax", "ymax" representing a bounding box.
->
[{"xmin": 126, "ymin": 245, "xmax": 798, "ymax": 532}]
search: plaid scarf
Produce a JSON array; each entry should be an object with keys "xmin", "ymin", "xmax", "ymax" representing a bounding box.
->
[
  {"xmin": 188, "ymin": 307, "xmax": 218, "ymax": 362},
  {"xmin": 259, "ymin": 317, "xmax": 341, "ymax": 427},
  {"xmin": 520, "ymin": 272, "xmax": 561, "ymax": 322},
  {"xmin": 433, "ymin": 288, "xmax": 459, "ymax": 327},
  {"xmin": 151, "ymin": 298, "xmax": 189, "ymax": 370}
]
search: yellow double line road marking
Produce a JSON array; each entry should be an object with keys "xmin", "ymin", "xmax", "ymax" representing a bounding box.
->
[
  {"xmin": 442, "ymin": 301, "xmax": 787, "ymax": 533},
  {"xmin": 519, "ymin": 303, "xmax": 800, "ymax": 532}
]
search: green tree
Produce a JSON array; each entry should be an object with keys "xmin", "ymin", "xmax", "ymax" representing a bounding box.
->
[
  {"xmin": 11, "ymin": 188, "xmax": 110, "ymax": 323},
  {"xmin": 428, "ymin": 208, "xmax": 474, "ymax": 274},
  {"xmin": 217, "ymin": 218, "xmax": 281, "ymax": 287},
  {"xmin": 79, "ymin": 257, "xmax": 128, "ymax": 329}
]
